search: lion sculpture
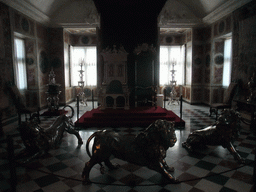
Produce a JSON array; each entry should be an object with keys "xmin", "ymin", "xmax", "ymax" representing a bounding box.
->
[
  {"xmin": 17, "ymin": 114, "xmax": 83, "ymax": 163},
  {"xmin": 182, "ymin": 109, "xmax": 245, "ymax": 164},
  {"xmin": 82, "ymin": 119, "xmax": 178, "ymax": 184}
]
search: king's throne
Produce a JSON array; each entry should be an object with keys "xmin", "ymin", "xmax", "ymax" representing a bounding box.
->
[{"xmin": 99, "ymin": 45, "xmax": 130, "ymax": 110}]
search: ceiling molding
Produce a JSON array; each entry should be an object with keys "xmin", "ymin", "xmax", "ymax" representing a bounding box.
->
[
  {"xmin": 158, "ymin": 0, "xmax": 202, "ymax": 27},
  {"xmin": 203, "ymin": 0, "xmax": 252, "ymax": 24},
  {"xmin": 56, "ymin": 23, "xmax": 99, "ymax": 28},
  {"xmin": 65, "ymin": 28, "xmax": 97, "ymax": 35},
  {"xmin": 0, "ymin": 0, "xmax": 50, "ymax": 25},
  {"xmin": 159, "ymin": 20, "xmax": 203, "ymax": 28}
]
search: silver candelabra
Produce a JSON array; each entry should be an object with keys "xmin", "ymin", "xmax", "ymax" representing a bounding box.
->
[
  {"xmin": 77, "ymin": 60, "xmax": 87, "ymax": 106},
  {"xmin": 169, "ymin": 60, "xmax": 179, "ymax": 105}
]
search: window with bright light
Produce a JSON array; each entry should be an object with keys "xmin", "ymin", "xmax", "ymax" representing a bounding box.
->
[
  {"xmin": 71, "ymin": 46, "xmax": 97, "ymax": 86},
  {"xmin": 14, "ymin": 38, "xmax": 27, "ymax": 90},
  {"xmin": 159, "ymin": 46, "xmax": 184, "ymax": 85},
  {"xmin": 222, "ymin": 38, "xmax": 232, "ymax": 87}
]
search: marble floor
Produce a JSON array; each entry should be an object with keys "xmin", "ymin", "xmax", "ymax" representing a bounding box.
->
[{"xmin": 0, "ymin": 101, "xmax": 255, "ymax": 192}]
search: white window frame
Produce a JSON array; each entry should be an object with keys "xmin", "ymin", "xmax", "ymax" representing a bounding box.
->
[
  {"xmin": 14, "ymin": 37, "xmax": 27, "ymax": 90},
  {"xmin": 159, "ymin": 45, "xmax": 185, "ymax": 86},
  {"xmin": 222, "ymin": 37, "xmax": 232, "ymax": 87},
  {"xmin": 70, "ymin": 46, "xmax": 97, "ymax": 87}
]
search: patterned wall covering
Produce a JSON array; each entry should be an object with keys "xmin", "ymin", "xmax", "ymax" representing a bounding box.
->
[
  {"xmin": 203, "ymin": 36, "xmax": 211, "ymax": 104},
  {"xmin": 211, "ymin": 15, "xmax": 233, "ymax": 86},
  {"xmin": 213, "ymin": 66, "xmax": 223, "ymax": 84},
  {"xmin": 204, "ymin": 15, "xmax": 233, "ymax": 105},
  {"xmin": 25, "ymin": 39, "xmax": 37, "ymax": 89},
  {"xmin": 0, "ymin": 2, "xmax": 16, "ymax": 119},
  {"xmin": 182, "ymin": 86, "xmax": 185, "ymax": 99},
  {"xmin": 12, "ymin": 10, "xmax": 51, "ymax": 108},
  {"xmin": 36, "ymin": 24, "xmax": 49, "ymax": 107},
  {"xmin": 185, "ymin": 87, "xmax": 190, "ymax": 100},
  {"xmin": 181, "ymin": 86, "xmax": 191, "ymax": 101},
  {"xmin": 204, "ymin": 69, "xmax": 210, "ymax": 84},
  {"xmin": 213, "ymin": 40, "xmax": 224, "ymax": 85},
  {"xmin": 232, "ymin": 1, "xmax": 256, "ymax": 92},
  {"xmin": 48, "ymin": 28, "xmax": 65, "ymax": 105},
  {"xmin": 192, "ymin": 44, "xmax": 203, "ymax": 84},
  {"xmin": 215, "ymin": 41, "xmax": 224, "ymax": 53},
  {"xmin": 203, "ymin": 88, "xmax": 210, "ymax": 103},
  {"xmin": 71, "ymin": 34, "xmax": 97, "ymax": 46},
  {"xmin": 14, "ymin": 12, "xmax": 35, "ymax": 37},
  {"xmin": 193, "ymin": 68, "xmax": 203, "ymax": 85},
  {"xmin": 186, "ymin": 30, "xmax": 192, "ymax": 42},
  {"xmin": 190, "ymin": 27, "xmax": 212, "ymax": 104},
  {"xmin": 193, "ymin": 28, "xmax": 211, "ymax": 88},
  {"xmin": 192, "ymin": 87, "xmax": 202, "ymax": 103},
  {"xmin": 225, "ymin": 16, "xmax": 232, "ymax": 32},
  {"xmin": 193, "ymin": 28, "xmax": 205, "ymax": 41},
  {"xmin": 204, "ymin": 42, "xmax": 211, "ymax": 85},
  {"xmin": 64, "ymin": 31, "xmax": 73, "ymax": 103},
  {"xmin": 159, "ymin": 34, "xmax": 184, "ymax": 45},
  {"xmin": 213, "ymin": 16, "xmax": 232, "ymax": 38},
  {"xmin": 212, "ymin": 89, "xmax": 219, "ymax": 103}
]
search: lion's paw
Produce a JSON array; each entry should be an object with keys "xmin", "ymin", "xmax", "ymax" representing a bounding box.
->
[
  {"xmin": 112, "ymin": 163, "xmax": 120, "ymax": 169},
  {"xmin": 237, "ymin": 157, "xmax": 246, "ymax": 164},
  {"xmin": 82, "ymin": 179, "xmax": 92, "ymax": 185},
  {"xmin": 81, "ymin": 175, "xmax": 91, "ymax": 185},
  {"xmin": 170, "ymin": 178, "xmax": 180, "ymax": 184},
  {"xmin": 182, "ymin": 142, "xmax": 193, "ymax": 152},
  {"xmin": 100, "ymin": 166, "xmax": 105, "ymax": 174},
  {"xmin": 167, "ymin": 166, "xmax": 175, "ymax": 172}
]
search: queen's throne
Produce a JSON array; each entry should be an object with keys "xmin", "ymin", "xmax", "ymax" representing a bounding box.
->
[
  {"xmin": 134, "ymin": 43, "xmax": 157, "ymax": 107},
  {"xmin": 99, "ymin": 46, "xmax": 130, "ymax": 110}
]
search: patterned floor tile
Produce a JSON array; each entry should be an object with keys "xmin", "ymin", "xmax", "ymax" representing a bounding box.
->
[
  {"xmin": 194, "ymin": 160, "xmax": 217, "ymax": 171},
  {"xmin": 204, "ymin": 172, "xmax": 230, "ymax": 185},
  {"xmin": 0, "ymin": 101, "xmax": 255, "ymax": 192},
  {"xmin": 194, "ymin": 179, "xmax": 223, "ymax": 192},
  {"xmin": 34, "ymin": 174, "xmax": 61, "ymax": 188}
]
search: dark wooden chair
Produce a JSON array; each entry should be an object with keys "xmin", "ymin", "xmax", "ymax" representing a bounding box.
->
[
  {"xmin": 135, "ymin": 86, "xmax": 157, "ymax": 107},
  {"xmin": 5, "ymin": 82, "xmax": 40, "ymax": 125},
  {"xmin": 209, "ymin": 82, "xmax": 238, "ymax": 121}
]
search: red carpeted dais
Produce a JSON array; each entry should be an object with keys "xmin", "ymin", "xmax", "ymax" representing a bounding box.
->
[{"xmin": 75, "ymin": 106, "xmax": 185, "ymax": 128}]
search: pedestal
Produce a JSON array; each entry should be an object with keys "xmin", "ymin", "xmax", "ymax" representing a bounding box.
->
[
  {"xmin": 157, "ymin": 94, "xmax": 164, "ymax": 107},
  {"xmin": 46, "ymin": 84, "xmax": 61, "ymax": 112}
]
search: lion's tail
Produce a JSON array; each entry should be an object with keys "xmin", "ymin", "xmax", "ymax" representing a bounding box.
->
[
  {"xmin": 86, "ymin": 132, "xmax": 98, "ymax": 158},
  {"xmin": 86, "ymin": 131, "xmax": 105, "ymax": 173}
]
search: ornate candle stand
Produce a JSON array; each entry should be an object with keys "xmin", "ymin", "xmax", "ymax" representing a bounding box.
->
[
  {"xmin": 46, "ymin": 68, "xmax": 61, "ymax": 112},
  {"xmin": 76, "ymin": 60, "xmax": 88, "ymax": 106},
  {"xmin": 169, "ymin": 60, "xmax": 179, "ymax": 105}
]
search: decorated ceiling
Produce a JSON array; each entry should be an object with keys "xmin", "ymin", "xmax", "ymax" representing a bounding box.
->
[{"xmin": 0, "ymin": 0, "xmax": 252, "ymax": 32}]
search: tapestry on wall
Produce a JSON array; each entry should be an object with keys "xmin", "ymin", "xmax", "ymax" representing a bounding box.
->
[
  {"xmin": 238, "ymin": 15, "xmax": 256, "ymax": 79},
  {"xmin": 0, "ymin": 18, "xmax": 4, "ymax": 58}
]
